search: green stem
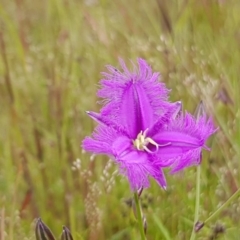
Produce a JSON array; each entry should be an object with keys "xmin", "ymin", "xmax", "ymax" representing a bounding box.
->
[
  {"xmin": 190, "ymin": 165, "xmax": 201, "ymax": 240},
  {"xmin": 204, "ymin": 188, "xmax": 240, "ymax": 224},
  {"xmin": 134, "ymin": 192, "xmax": 146, "ymax": 240}
]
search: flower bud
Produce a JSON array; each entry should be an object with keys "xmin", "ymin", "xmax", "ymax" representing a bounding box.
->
[
  {"xmin": 60, "ymin": 226, "xmax": 74, "ymax": 240},
  {"xmin": 194, "ymin": 221, "xmax": 204, "ymax": 233},
  {"xmin": 35, "ymin": 218, "xmax": 55, "ymax": 240}
]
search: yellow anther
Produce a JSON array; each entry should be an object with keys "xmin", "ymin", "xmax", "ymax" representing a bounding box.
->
[{"xmin": 133, "ymin": 129, "xmax": 159, "ymax": 153}]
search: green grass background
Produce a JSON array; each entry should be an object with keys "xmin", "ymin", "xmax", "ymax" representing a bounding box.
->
[{"xmin": 0, "ymin": 0, "xmax": 240, "ymax": 239}]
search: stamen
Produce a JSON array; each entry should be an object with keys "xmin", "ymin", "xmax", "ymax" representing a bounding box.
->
[
  {"xmin": 133, "ymin": 130, "xmax": 165, "ymax": 153},
  {"xmin": 133, "ymin": 129, "xmax": 171, "ymax": 153}
]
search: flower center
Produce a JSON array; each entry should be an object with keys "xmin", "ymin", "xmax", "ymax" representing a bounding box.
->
[{"xmin": 133, "ymin": 129, "xmax": 159, "ymax": 153}]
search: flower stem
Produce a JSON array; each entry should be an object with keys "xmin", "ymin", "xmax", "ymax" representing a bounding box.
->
[
  {"xmin": 134, "ymin": 192, "xmax": 146, "ymax": 240},
  {"xmin": 204, "ymin": 187, "xmax": 240, "ymax": 224},
  {"xmin": 190, "ymin": 165, "xmax": 201, "ymax": 240}
]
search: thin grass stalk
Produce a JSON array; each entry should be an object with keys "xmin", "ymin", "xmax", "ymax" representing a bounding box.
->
[
  {"xmin": 0, "ymin": 30, "xmax": 14, "ymax": 103},
  {"xmin": 204, "ymin": 188, "xmax": 240, "ymax": 224},
  {"xmin": 190, "ymin": 165, "xmax": 201, "ymax": 240},
  {"xmin": 0, "ymin": 208, "xmax": 5, "ymax": 240}
]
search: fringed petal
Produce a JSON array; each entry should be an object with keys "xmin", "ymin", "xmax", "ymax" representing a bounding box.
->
[
  {"xmin": 82, "ymin": 137, "xmax": 113, "ymax": 155},
  {"xmin": 170, "ymin": 148, "xmax": 202, "ymax": 173},
  {"xmin": 82, "ymin": 125, "xmax": 120, "ymax": 155},
  {"xmin": 154, "ymin": 131, "xmax": 202, "ymax": 148},
  {"xmin": 117, "ymin": 82, "xmax": 155, "ymax": 137},
  {"xmin": 116, "ymin": 150, "xmax": 151, "ymax": 190},
  {"xmin": 152, "ymin": 111, "xmax": 216, "ymax": 171},
  {"xmin": 115, "ymin": 150, "xmax": 167, "ymax": 190},
  {"xmin": 98, "ymin": 58, "xmax": 171, "ymax": 134},
  {"xmin": 165, "ymin": 112, "xmax": 216, "ymax": 141}
]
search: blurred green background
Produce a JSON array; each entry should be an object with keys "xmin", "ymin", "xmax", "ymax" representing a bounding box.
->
[{"xmin": 0, "ymin": 0, "xmax": 240, "ymax": 239}]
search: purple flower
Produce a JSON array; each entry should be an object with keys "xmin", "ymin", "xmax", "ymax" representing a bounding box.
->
[{"xmin": 82, "ymin": 59, "xmax": 216, "ymax": 191}]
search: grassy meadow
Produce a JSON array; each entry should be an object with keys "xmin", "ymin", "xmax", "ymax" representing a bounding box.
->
[{"xmin": 0, "ymin": 0, "xmax": 240, "ymax": 239}]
